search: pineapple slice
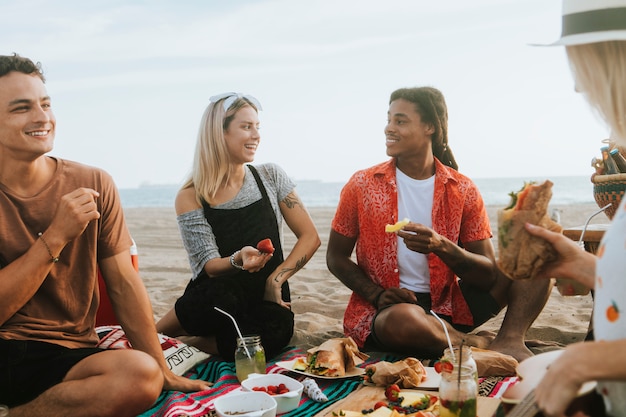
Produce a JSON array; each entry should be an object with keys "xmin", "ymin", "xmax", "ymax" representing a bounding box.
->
[{"xmin": 385, "ymin": 218, "xmax": 410, "ymax": 233}]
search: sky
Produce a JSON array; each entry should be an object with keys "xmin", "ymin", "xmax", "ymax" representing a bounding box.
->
[{"xmin": 1, "ymin": 0, "xmax": 611, "ymax": 189}]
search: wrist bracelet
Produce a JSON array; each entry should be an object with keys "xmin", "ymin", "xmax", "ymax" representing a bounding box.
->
[
  {"xmin": 229, "ymin": 250, "xmax": 245, "ymax": 270},
  {"xmin": 38, "ymin": 232, "xmax": 59, "ymax": 263}
]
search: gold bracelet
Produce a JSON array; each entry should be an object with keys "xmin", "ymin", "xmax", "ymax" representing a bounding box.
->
[{"xmin": 38, "ymin": 232, "xmax": 59, "ymax": 263}]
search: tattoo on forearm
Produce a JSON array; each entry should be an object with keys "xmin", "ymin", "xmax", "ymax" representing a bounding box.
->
[{"xmin": 273, "ymin": 255, "xmax": 308, "ymax": 282}]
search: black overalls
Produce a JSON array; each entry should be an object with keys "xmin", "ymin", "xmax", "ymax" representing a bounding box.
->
[{"xmin": 174, "ymin": 165, "xmax": 294, "ymax": 360}]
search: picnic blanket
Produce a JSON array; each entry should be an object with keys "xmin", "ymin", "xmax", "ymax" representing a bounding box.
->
[{"xmin": 138, "ymin": 346, "xmax": 518, "ymax": 417}]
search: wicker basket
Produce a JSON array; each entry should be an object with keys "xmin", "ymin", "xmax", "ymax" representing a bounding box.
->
[{"xmin": 592, "ymin": 173, "xmax": 626, "ymax": 219}]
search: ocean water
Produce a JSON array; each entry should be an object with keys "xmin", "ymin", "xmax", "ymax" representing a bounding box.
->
[{"xmin": 119, "ymin": 175, "xmax": 596, "ymax": 209}]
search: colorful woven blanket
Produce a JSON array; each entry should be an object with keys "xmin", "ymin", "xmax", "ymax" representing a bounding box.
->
[{"xmin": 139, "ymin": 347, "xmax": 517, "ymax": 417}]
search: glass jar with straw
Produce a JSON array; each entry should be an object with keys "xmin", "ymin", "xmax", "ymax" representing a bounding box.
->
[
  {"xmin": 215, "ymin": 307, "xmax": 266, "ymax": 382},
  {"xmin": 234, "ymin": 335, "xmax": 266, "ymax": 382},
  {"xmin": 438, "ymin": 364, "xmax": 477, "ymax": 417}
]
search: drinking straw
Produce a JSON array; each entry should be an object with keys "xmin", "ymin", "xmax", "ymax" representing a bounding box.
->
[
  {"xmin": 214, "ymin": 307, "xmax": 251, "ymax": 359},
  {"xmin": 430, "ymin": 309, "xmax": 455, "ymax": 361},
  {"xmin": 457, "ymin": 339, "xmax": 465, "ymax": 400},
  {"xmin": 578, "ymin": 203, "xmax": 611, "ymax": 247}
]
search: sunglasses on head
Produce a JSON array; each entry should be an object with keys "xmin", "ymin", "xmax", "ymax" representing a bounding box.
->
[{"xmin": 209, "ymin": 92, "xmax": 263, "ymax": 112}]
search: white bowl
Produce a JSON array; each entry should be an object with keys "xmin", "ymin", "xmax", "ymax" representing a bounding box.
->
[
  {"xmin": 214, "ymin": 391, "xmax": 277, "ymax": 417},
  {"xmin": 241, "ymin": 373, "xmax": 304, "ymax": 414}
]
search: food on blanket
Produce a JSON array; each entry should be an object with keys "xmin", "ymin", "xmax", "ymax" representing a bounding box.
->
[
  {"xmin": 306, "ymin": 337, "xmax": 369, "ymax": 377},
  {"xmin": 256, "ymin": 238, "xmax": 275, "ymax": 254},
  {"xmin": 302, "ymin": 377, "xmax": 328, "ymax": 403},
  {"xmin": 385, "ymin": 384, "xmax": 401, "ymax": 401},
  {"xmin": 332, "ymin": 389, "xmax": 438, "ymax": 416},
  {"xmin": 293, "ymin": 357, "xmax": 308, "ymax": 371},
  {"xmin": 385, "ymin": 218, "xmax": 410, "ymax": 233},
  {"xmin": 471, "ymin": 347, "xmax": 518, "ymax": 377},
  {"xmin": 251, "ymin": 384, "xmax": 290, "ymax": 395},
  {"xmin": 497, "ymin": 180, "xmax": 563, "ymax": 280},
  {"xmin": 240, "ymin": 373, "xmax": 304, "ymax": 414},
  {"xmin": 364, "ymin": 357, "xmax": 428, "ymax": 388}
]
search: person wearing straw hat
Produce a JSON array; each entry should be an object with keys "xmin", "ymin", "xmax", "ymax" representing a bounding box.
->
[
  {"xmin": 0, "ymin": 53, "xmax": 210, "ymax": 416},
  {"xmin": 525, "ymin": 0, "xmax": 626, "ymax": 415}
]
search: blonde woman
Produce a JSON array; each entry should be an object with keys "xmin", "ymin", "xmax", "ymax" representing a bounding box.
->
[
  {"xmin": 156, "ymin": 93, "xmax": 320, "ymax": 360},
  {"xmin": 526, "ymin": 1, "xmax": 626, "ymax": 415}
]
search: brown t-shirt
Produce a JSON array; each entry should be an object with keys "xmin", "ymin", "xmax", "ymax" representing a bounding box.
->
[{"xmin": 0, "ymin": 157, "xmax": 132, "ymax": 348}]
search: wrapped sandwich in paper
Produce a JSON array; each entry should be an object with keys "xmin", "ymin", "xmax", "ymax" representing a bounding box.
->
[
  {"xmin": 305, "ymin": 337, "xmax": 369, "ymax": 377},
  {"xmin": 471, "ymin": 348, "xmax": 519, "ymax": 377},
  {"xmin": 497, "ymin": 180, "xmax": 562, "ymax": 280},
  {"xmin": 364, "ymin": 357, "xmax": 427, "ymax": 388}
]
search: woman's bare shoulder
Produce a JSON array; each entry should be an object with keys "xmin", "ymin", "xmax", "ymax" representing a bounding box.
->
[{"xmin": 175, "ymin": 186, "xmax": 201, "ymax": 215}]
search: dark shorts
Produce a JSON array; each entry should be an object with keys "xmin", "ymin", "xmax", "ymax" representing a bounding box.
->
[
  {"xmin": 366, "ymin": 280, "xmax": 500, "ymax": 351},
  {"xmin": 0, "ymin": 339, "xmax": 103, "ymax": 407}
]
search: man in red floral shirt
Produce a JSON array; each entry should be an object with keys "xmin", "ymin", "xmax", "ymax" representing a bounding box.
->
[{"xmin": 327, "ymin": 87, "xmax": 551, "ymax": 361}]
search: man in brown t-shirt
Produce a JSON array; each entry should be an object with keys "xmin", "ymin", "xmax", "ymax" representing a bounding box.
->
[{"xmin": 0, "ymin": 54, "xmax": 209, "ymax": 416}]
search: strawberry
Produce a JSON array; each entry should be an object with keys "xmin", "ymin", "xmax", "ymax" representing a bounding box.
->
[
  {"xmin": 434, "ymin": 359, "xmax": 454, "ymax": 374},
  {"xmin": 374, "ymin": 401, "xmax": 387, "ymax": 410},
  {"xmin": 384, "ymin": 384, "xmax": 401, "ymax": 401},
  {"xmin": 257, "ymin": 238, "xmax": 275, "ymax": 254}
]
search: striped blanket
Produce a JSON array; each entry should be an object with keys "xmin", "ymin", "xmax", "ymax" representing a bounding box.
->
[{"xmin": 139, "ymin": 347, "xmax": 518, "ymax": 417}]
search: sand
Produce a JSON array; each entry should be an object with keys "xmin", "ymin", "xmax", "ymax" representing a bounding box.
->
[{"xmin": 125, "ymin": 203, "xmax": 611, "ymax": 353}]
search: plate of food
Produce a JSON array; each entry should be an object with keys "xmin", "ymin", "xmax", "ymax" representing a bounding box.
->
[
  {"xmin": 275, "ymin": 357, "xmax": 366, "ymax": 379},
  {"xmin": 276, "ymin": 337, "xmax": 369, "ymax": 379}
]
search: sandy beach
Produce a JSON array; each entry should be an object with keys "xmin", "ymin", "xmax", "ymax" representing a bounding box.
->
[{"xmin": 125, "ymin": 203, "xmax": 610, "ymax": 353}]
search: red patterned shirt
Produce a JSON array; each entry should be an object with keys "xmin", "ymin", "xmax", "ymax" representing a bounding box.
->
[{"xmin": 331, "ymin": 158, "xmax": 492, "ymax": 347}]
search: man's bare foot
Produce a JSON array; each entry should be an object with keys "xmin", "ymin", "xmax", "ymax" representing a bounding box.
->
[
  {"xmin": 487, "ymin": 339, "xmax": 533, "ymax": 362},
  {"xmin": 463, "ymin": 332, "xmax": 494, "ymax": 350}
]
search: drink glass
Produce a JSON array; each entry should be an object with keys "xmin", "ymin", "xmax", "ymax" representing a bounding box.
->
[
  {"xmin": 439, "ymin": 364, "xmax": 477, "ymax": 417},
  {"xmin": 234, "ymin": 335, "xmax": 266, "ymax": 382}
]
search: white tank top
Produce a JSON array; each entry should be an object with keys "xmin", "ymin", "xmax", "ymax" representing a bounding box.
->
[{"xmin": 396, "ymin": 168, "xmax": 434, "ymax": 293}]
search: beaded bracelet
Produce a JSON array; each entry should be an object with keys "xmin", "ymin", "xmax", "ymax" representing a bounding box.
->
[
  {"xmin": 229, "ymin": 250, "xmax": 245, "ymax": 270},
  {"xmin": 38, "ymin": 232, "xmax": 59, "ymax": 263}
]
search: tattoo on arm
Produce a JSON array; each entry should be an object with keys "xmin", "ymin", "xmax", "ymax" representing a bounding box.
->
[
  {"xmin": 273, "ymin": 255, "xmax": 308, "ymax": 282},
  {"xmin": 281, "ymin": 194, "xmax": 301, "ymax": 209}
]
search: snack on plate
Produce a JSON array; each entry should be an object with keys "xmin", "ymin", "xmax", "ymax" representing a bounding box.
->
[
  {"xmin": 364, "ymin": 357, "xmax": 427, "ymax": 388},
  {"xmin": 497, "ymin": 180, "xmax": 563, "ymax": 280},
  {"xmin": 305, "ymin": 337, "xmax": 369, "ymax": 377},
  {"xmin": 385, "ymin": 218, "xmax": 410, "ymax": 233}
]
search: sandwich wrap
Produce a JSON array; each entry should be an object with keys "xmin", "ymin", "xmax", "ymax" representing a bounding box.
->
[
  {"xmin": 364, "ymin": 357, "xmax": 427, "ymax": 388},
  {"xmin": 497, "ymin": 180, "xmax": 563, "ymax": 280},
  {"xmin": 306, "ymin": 337, "xmax": 368, "ymax": 377}
]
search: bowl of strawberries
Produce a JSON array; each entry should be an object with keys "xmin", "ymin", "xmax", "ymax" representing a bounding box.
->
[{"xmin": 241, "ymin": 373, "xmax": 304, "ymax": 414}]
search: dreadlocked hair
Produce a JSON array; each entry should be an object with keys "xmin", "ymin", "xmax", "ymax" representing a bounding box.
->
[{"xmin": 389, "ymin": 87, "xmax": 458, "ymax": 170}]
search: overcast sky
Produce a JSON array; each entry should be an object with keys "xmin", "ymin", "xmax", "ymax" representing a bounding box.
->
[{"xmin": 1, "ymin": 0, "xmax": 609, "ymax": 189}]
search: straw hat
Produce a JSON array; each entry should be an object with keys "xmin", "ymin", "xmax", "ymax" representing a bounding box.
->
[{"xmin": 546, "ymin": 0, "xmax": 626, "ymax": 46}]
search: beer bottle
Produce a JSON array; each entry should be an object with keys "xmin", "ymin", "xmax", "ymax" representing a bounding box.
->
[
  {"xmin": 610, "ymin": 148, "xmax": 626, "ymax": 173},
  {"xmin": 601, "ymin": 146, "xmax": 620, "ymax": 174}
]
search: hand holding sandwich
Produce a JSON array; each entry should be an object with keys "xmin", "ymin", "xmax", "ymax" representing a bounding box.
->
[{"xmin": 524, "ymin": 223, "xmax": 596, "ymax": 288}]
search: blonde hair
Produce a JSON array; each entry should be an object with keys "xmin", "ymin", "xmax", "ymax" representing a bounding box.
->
[
  {"xmin": 566, "ymin": 41, "xmax": 626, "ymax": 145},
  {"xmin": 183, "ymin": 98, "xmax": 260, "ymax": 203}
]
